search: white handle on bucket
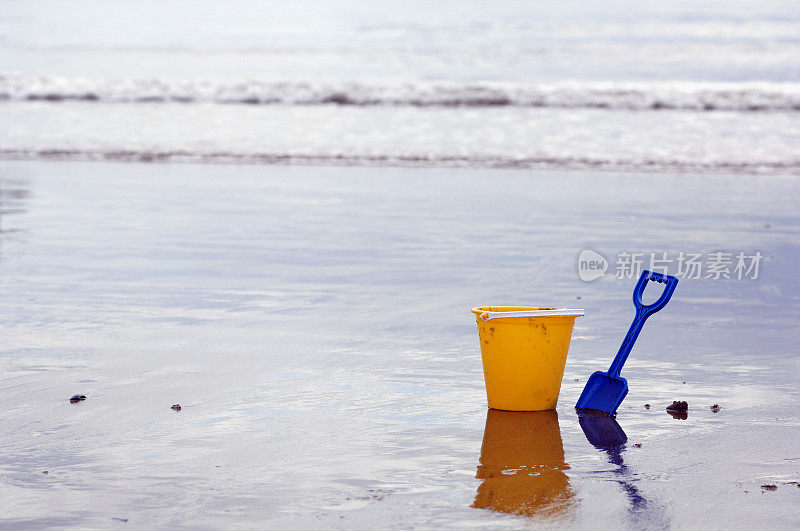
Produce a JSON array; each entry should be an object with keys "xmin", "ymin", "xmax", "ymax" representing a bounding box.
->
[{"xmin": 479, "ymin": 309, "xmax": 585, "ymax": 321}]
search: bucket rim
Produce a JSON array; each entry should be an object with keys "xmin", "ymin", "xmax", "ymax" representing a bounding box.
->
[{"xmin": 471, "ymin": 306, "xmax": 585, "ymax": 321}]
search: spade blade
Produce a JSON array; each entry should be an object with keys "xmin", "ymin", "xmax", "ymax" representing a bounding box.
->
[{"xmin": 575, "ymin": 371, "xmax": 628, "ymax": 415}]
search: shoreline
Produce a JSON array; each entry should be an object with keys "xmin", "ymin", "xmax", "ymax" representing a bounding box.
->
[{"xmin": 2, "ymin": 151, "xmax": 799, "ymax": 176}]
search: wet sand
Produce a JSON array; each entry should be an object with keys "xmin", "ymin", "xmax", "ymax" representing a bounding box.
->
[{"xmin": 0, "ymin": 161, "xmax": 798, "ymax": 528}]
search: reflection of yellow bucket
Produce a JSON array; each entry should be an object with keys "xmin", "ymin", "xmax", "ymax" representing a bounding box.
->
[
  {"xmin": 472, "ymin": 306, "xmax": 583, "ymax": 411},
  {"xmin": 472, "ymin": 409, "xmax": 575, "ymax": 517}
]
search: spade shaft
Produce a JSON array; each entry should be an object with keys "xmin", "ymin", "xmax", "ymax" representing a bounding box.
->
[{"xmin": 607, "ymin": 306, "xmax": 648, "ymax": 378}]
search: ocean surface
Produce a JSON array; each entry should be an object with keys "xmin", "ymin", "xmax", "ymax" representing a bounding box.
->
[
  {"xmin": 2, "ymin": 2, "xmax": 800, "ymax": 528},
  {"xmin": 2, "ymin": 0, "xmax": 800, "ymax": 173}
]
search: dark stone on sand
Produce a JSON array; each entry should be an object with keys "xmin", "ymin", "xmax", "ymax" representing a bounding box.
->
[
  {"xmin": 171, "ymin": 404, "xmax": 181, "ymax": 411},
  {"xmin": 644, "ymin": 404, "xmax": 651, "ymax": 409},
  {"xmin": 111, "ymin": 517, "xmax": 129, "ymax": 522},
  {"xmin": 710, "ymin": 404, "xmax": 721, "ymax": 413},
  {"xmin": 633, "ymin": 443, "xmax": 642, "ymax": 448},
  {"xmin": 761, "ymin": 484, "xmax": 777, "ymax": 491},
  {"xmin": 42, "ymin": 471, "xmax": 48, "ymax": 475},
  {"xmin": 666, "ymin": 400, "xmax": 688, "ymax": 411},
  {"xmin": 69, "ymin": 394, "xmax": 86, "ymax": 403},
  {"xmin": 666, "ymin": 401, "xmax": 688, "ymax": 419}
]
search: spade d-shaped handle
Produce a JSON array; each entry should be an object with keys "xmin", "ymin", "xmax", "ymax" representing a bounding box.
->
[{"xmin": 633, "ymin": 270, "xmax": 679, "ymax": 317}]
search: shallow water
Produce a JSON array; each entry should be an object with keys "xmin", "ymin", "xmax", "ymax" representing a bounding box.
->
[
  {"xmin": 0, "ymin": 161, "xmax": 798, "ymax": 527},
  {"xmin": 3, "ymin": 101, "xmax": 799, "ymax": 174}
]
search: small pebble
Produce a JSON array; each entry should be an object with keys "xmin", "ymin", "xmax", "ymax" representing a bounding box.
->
[
  {"xmin": 171, "ymin": 404, "xmax": 182, "ymax": 411},
  {"xmin": 761, "ymin": 484, "xmax": 777, "ymax": 491},
  {"xmin": 681, "ymin": 381, "xmax": 686, "ymax": 384},
  {"xmin": 42, "ymin": 471, "xmax": 48, "ymax": 475},
  {"xmin": 710, "ymin": 404, "xmax": 721, "ymax": 413},
  {"xmin": 644, "ymin": 404, "xmax": 651, "ymax": 409},
  {"xmin": 69, "ymin": 394, "xmax": 86, "ymax": 403}
]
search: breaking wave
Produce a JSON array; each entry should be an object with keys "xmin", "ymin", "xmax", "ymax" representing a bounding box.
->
[{"xmin": 2, "ymin": 74, "xmax": 800, "ymax": 112}]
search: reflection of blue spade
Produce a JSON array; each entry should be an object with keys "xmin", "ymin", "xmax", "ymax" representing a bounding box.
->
[
  {"xmin": 577, "ymin": 413, "xmax": 647, "ymax": 512},
  {"xmin": 578, "ymin": 413, "xmax": 628, "ymax": 450}
]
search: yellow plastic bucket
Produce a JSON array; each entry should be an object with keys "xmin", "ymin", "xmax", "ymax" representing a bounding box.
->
[{"xmin": 471, "ymin": 306, "xmax": 584, "ymax": 411}]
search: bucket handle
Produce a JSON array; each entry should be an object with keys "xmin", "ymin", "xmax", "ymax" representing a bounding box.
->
[{"xmin": 479, "ymin": 309, "xmax": 585, "ymax": 321}]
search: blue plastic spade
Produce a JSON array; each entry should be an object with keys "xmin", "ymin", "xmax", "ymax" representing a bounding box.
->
[{"xmin": 576, "ymin": 270, "xmax": 678, "ymax": 415}]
